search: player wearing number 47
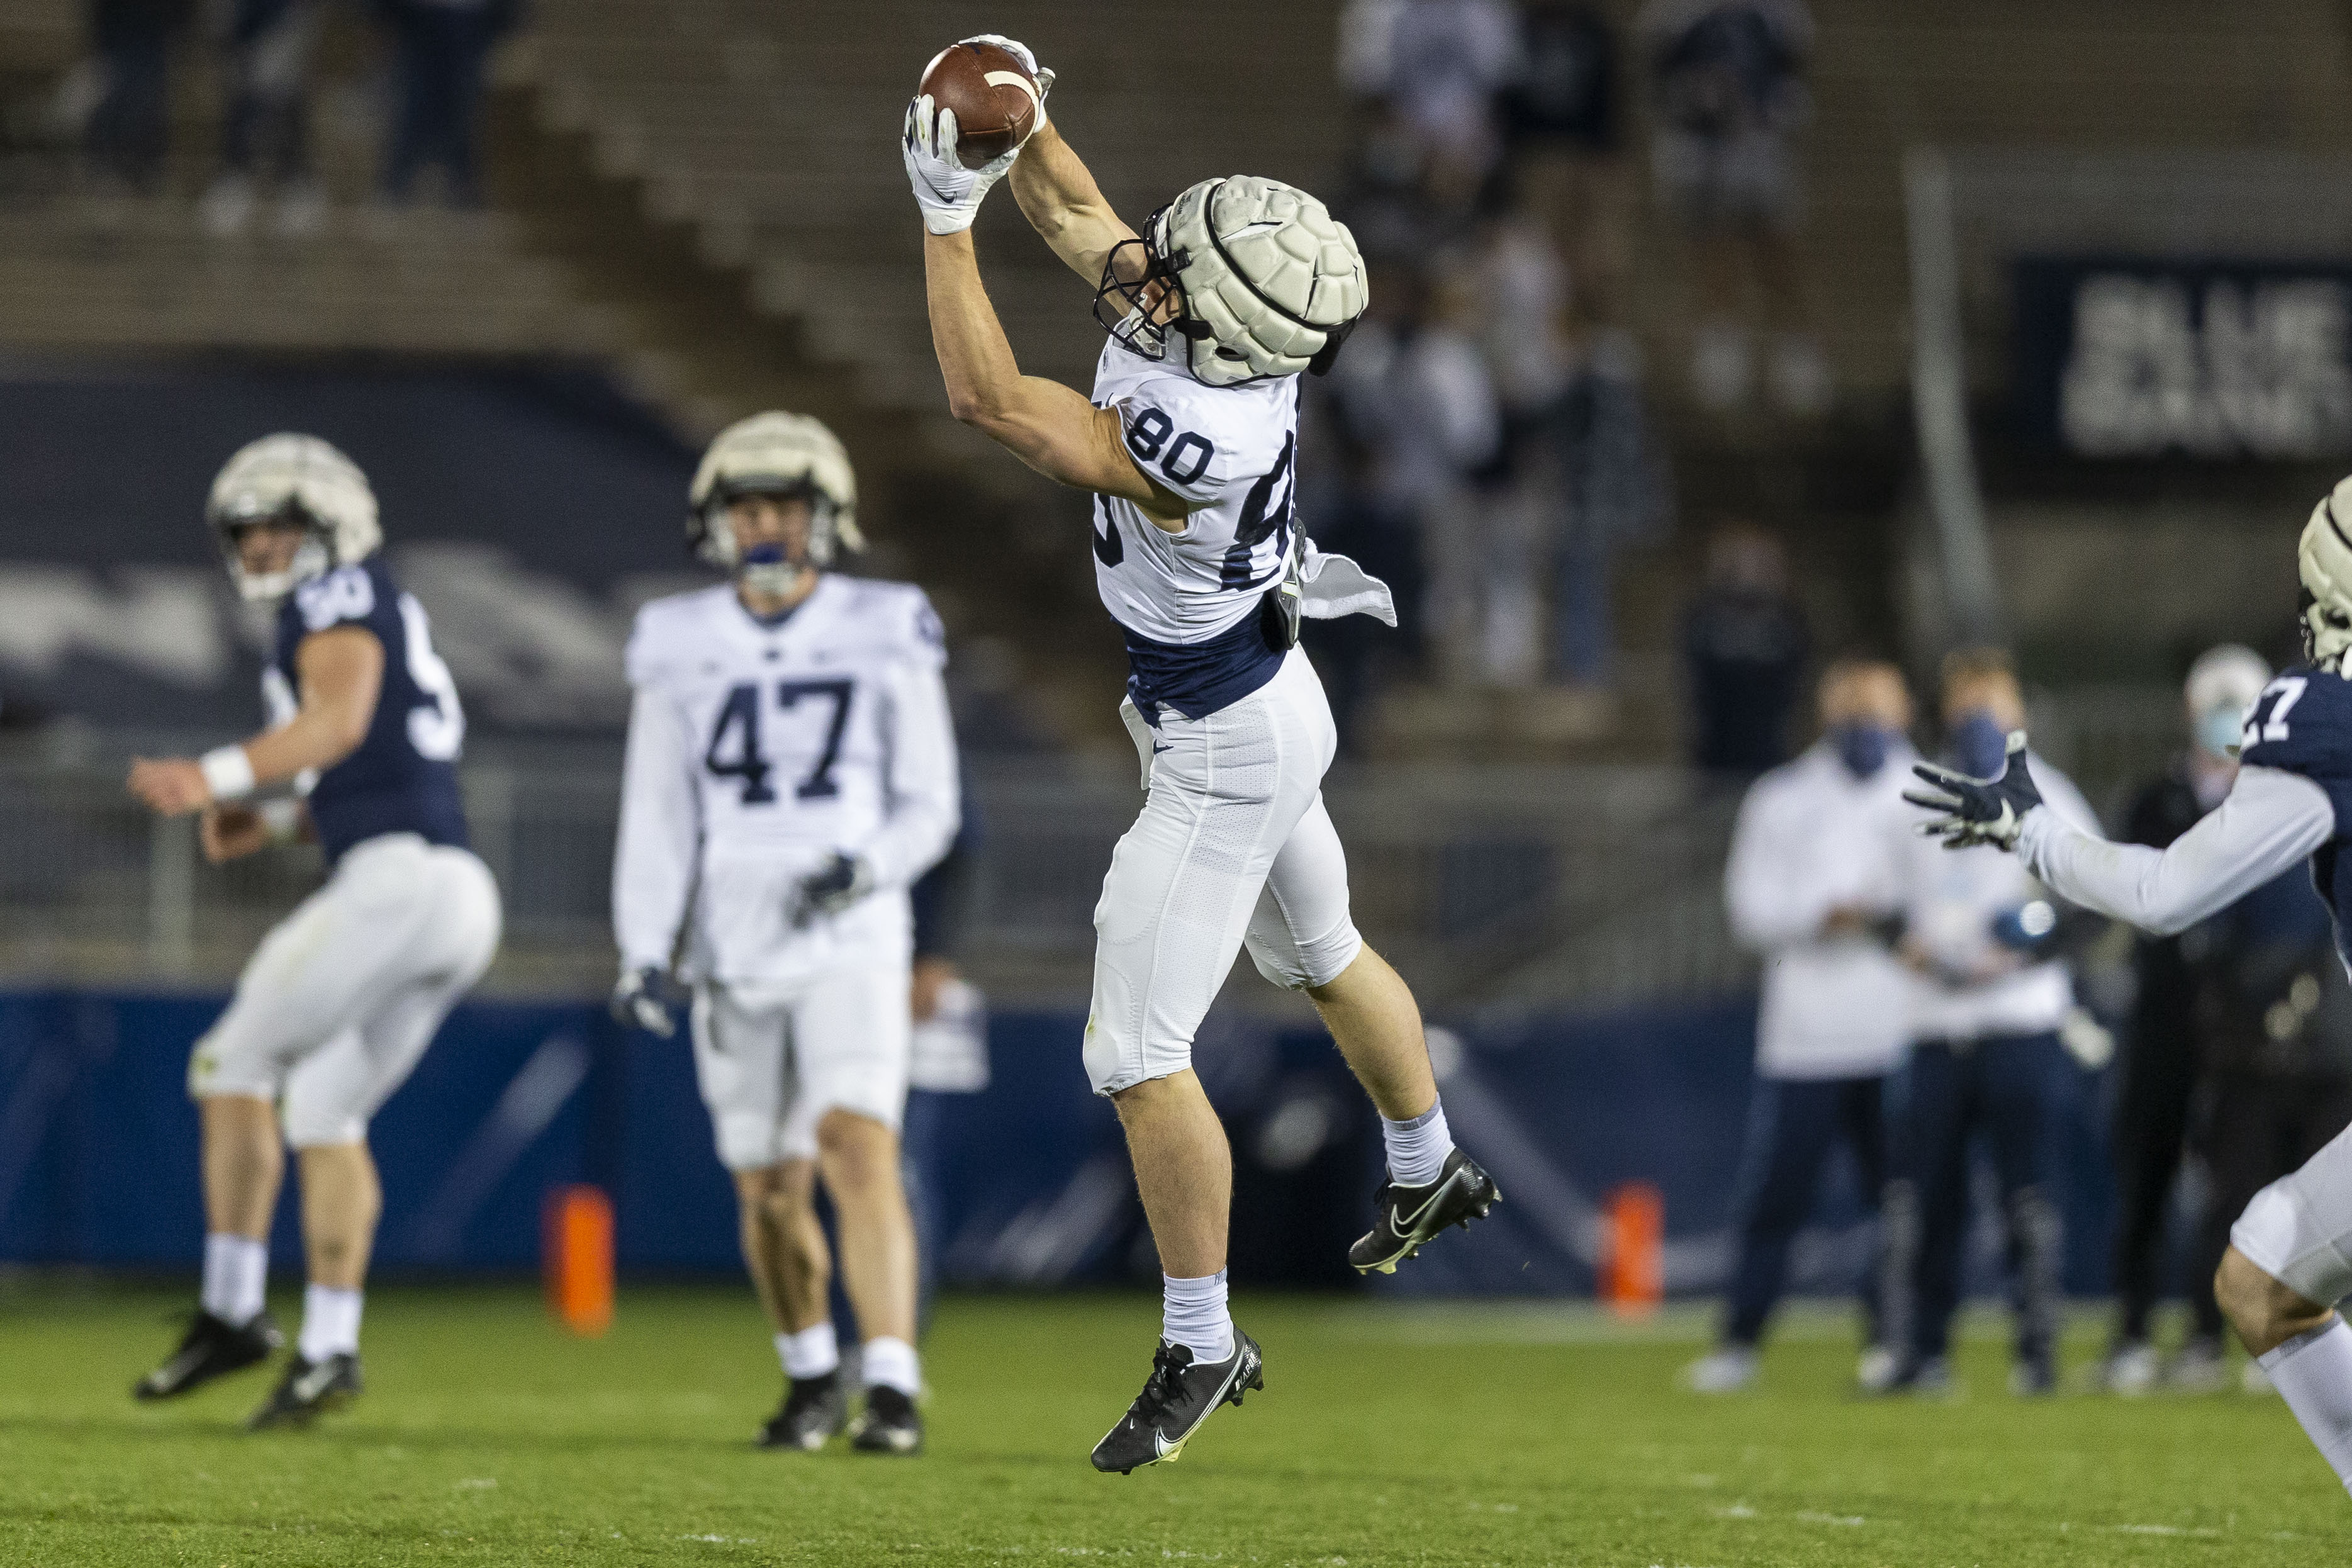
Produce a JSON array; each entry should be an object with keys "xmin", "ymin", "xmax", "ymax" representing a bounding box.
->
[
  {"xmin": 610, "ymin": 412, "xmax": 959, "ymax": 1457},
  {"xmin": 1906, "ymin": 473, "xmax": 2352, "ymax": 1500},
  {"xmin": 905, "ymin": 34, "xmax": 1498, "ymax": 1474},
  {"xmin": 126, "ymin": 435, "xmax": 503, "ymax": 1429}
]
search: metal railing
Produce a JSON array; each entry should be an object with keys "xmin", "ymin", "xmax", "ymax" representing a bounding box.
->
[{"xmin": 0, "ymin": 744, "xmax": 1751, "ymax": 1012}]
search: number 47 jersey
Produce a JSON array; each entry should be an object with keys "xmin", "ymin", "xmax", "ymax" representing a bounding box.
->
[{"xmin": 613, "ymin": 576, "xmax": 961, "ymax": 992}]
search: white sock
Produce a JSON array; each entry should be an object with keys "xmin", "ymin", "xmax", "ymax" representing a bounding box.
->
[
  {"xmin": 2260, "ymin": 1319, "xmax": 2352, "ymax": 1491},
  {"xmin": 297, "ymin": 1284, "xmax": 364, "ymax": 1364},
  {"xmin": 1162, "ymin": 1270, "xmax": 1235, "ymax": 1363},
  {"xmin": 200, "ymin": 1234, "xmax": 268, "ymax": 1327},
  {"xmin": 1382, "ymin": 1100, "xmax": 1455, "ymax": 1187},
  {"xmin": 861, "ymin": 1335, "xmax": 921, "ymax": 1396},
  {"xmin": 777, "ymin": 1323, "xmax": 839, "ymax": 1380}
]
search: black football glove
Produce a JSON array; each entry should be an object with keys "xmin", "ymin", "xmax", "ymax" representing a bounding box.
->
[
  {"xmin": 791, "ymin": 852, "xmax": 876, "ymax": 926},
  {"xmin": 1905, "ymin": 730, "xmax": 2043, "ymax": 851},
  {"xmin": 610, "ymin": 965, "xmax": 680, "ymax": 1038}
]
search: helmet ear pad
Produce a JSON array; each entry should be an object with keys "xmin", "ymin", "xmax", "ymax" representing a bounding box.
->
[{"xmin": 2299, "ymin": 479, "xmax": 2352, "ymax": 664}]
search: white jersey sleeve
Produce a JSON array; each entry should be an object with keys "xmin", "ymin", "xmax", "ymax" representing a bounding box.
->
[
  {"xmin": 612, "ymin": 600, "xmax": 703, "ymax": 975},
  {"xmin": 2019, "ymin": 763, "xmax": 2336, "ymax": 936},
  {"xmin": 851, "ymin": 589, "xmax": 961, "ymax": 891}
]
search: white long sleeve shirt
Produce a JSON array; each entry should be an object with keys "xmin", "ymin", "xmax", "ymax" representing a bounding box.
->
[
  {"xmin": 2019, "ymin": 764, "xmax": 2336, "ymax": 938},
  {"xmin": 1905, "ymin": 750, "xmax": 2099, "ymax": 1043},
  {"xmin": 1725, "ymin": 741, "xmax": 1920, "ymax": 1079},
  {"xmin": 611, "ymin": 576, "xmax": 960, "ymax": 995}
]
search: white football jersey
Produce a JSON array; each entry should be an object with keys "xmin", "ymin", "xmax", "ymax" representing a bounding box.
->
[
  {"xmin": 1089, "ymin": 338, "xmax": 1301, "ymax": 647},
  {"xmin": 612, "ymin": 575, "xmax": 960, "ymax": 993}
]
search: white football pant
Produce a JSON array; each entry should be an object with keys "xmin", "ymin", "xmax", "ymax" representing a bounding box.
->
[
  {"xmin": 1084, "ymin": 647, "xmax": 1364, "ymax": 1096},
  {"xmin": 189, "ymin": 833, "xmax": 502, "ymax": 1148},
  {"xmin": 2236, "ymin": 1114, "xmax": 2352, "ymax": 1308},
  {"xmin": 690, "ymin": 965, "xmax": 913, "ymax": 1170}
]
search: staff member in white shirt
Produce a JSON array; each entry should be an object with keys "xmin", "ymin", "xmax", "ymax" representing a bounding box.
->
[
  {"xmin": 1687, "ymin": 658, "xmax": 1919, "ymax": 1393},
  {"xmin": 1886, "ymin": 647, "xmax": 2100, "ymax": 1397}
]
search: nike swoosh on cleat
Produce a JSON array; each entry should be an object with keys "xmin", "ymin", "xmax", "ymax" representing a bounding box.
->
[{"xmin": 1389, "ymin": 1174, "xmax": 1459, "ymax": 1236}]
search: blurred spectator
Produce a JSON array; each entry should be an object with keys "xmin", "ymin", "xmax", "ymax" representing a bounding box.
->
[
  {"xmin": 1884, "ymin": 649, "xmax": 2100, "ymax": 1396},
  {"xmin": 1686, "ymin": 659, "xmax": 1917, "ymax": 1394},
  {"xmin": 2098, "ymin": 646, "xmax": 2352, "ymax": 1397},
  {"xmin": 1326, "ymin": 264, "xmax": 1502, "ymax": 687},
  {"xmin": 1302, "ymin": 432, "xmax": 1426, "ymax": 755},
  {"xmin": 200, "ymin": 0, "xmax": 325, "ymax": 237},
  {"xmin": 84, "ymin": 0, "xmax": 193, "ymax": 193},
  {"xmin": 1682, "ymin": 519, "xmax": 1806, "ymax": 776},
  {"xmin": 1634, "ymin": 0, "xmax": 1826, "ymax": 417},
  {"xmin": 377, "ymin": 0, "xmax": 518, "ymax": 207},
  {"xmin": 1500, "ymin": 1, "xmax": 1632, "ymax": 333},
  {"xmin": 1338, "ymin": 0, "xmax": 1522, "ymax": 206}
]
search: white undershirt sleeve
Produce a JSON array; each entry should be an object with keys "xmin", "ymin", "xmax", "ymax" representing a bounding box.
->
[
  {"xmin": 856, "ymin": 654, "xmax": 961, "ymax": 892},
  {"xmin": 2017, "ymin": 763, "xmax": 2337, "ymax": 936},
  {"xmin": 612, "ymin": 686, "xmax": 702, "ymax": 975}
]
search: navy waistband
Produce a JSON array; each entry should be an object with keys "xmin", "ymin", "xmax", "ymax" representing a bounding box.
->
[{"xmin": 1121, "ymin": 610, "xmax": 1283, "ymax": 725}]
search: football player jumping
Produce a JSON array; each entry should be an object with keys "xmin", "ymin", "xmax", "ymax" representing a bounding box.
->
[
  {"xmin": 1907, "ymin": 476, "xmax": 2352, "ymax": 1499},
  {"xmin": 904, "ymin": 37, "xmax": 1498, "ymax": 1473},
  {"xmin": 610, "ymin": 412, "xmax": 960, "ymax": 1455},
  {"xmin": 128, "ymin": 435, "xmax": 502, "ymax": 1427}
]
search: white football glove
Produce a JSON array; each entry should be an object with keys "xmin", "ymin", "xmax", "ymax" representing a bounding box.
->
[
  {"xmin": 958, "ymin": 34, "xmax": 1056, "ymax": 111},
  {"xmin": 902, "ymin": 96, "xmax": 1019, "ymax": 237},
  {"xmin": 792, "ymin": 851, "xmax": 877, "ymax": 926},
  {"xmin": 1903, "ymin": 730, "xmax": 2044, "ymax": 851},
  {"xmin": 610, "ymin": 965, "xmax": 678, "ymax": 1039}
]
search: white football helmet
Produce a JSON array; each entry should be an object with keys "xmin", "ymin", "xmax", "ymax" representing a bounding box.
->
[
  {"xmin": 687, "ymin": 411, "xmax": 863, "ymax": 595},
  {"xmin": 206, "ymin": 434, "xmax": 381, "ymax": 602},
  {"xmin": 1095, "ymin": 176, "xmax": 1369, "ymax": 388},
  {"xmin": 2300, "ymin": 474, "xmax": 2352, "ymax": 666}
]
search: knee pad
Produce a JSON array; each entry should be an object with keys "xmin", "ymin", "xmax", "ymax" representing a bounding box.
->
[
  {"xmin": 278, "ymin": 1093, "xmax": 365, "ymax": 1150},
  {"xmin": 2231, "ymin": 1180, "xmax": 2322, "ymax": 1297},
  {"xmin": 1247, "ymin": 916, "xmax": 1363, "ymax": 993},
  {"xmin": 187, "ymin": 1026, "xmax": 279, "ymax": 1104},
  {"xmin": 1081, "ymin": 1009, "xmax": 1189, "ymax": 1097}
]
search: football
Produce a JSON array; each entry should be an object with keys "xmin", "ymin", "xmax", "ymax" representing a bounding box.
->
[{"xmin": 916, "ymin": 40, "xmax": 1041, "ymax": 169}]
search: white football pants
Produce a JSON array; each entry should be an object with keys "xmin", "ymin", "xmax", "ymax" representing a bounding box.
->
[
  {"xmin": 1084, "ymin": 647, "xmax": 1365, "ymax": 1096},
  {"xmin": 188, "ymin": 833, "xmax": 502, "ymax": 1148},
  {"xmin": 690, "ymin": 966, "xmax": 914, "ymax": 1170},
  {"xmin": 2235, "ymin": 1114, "xmax": 2352, "ymax": 1308}
]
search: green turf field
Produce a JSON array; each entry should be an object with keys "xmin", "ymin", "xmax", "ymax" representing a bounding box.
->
[{"xmin": 0, "ymin": 1281, "xmax": 2340, "ymax": 1565}]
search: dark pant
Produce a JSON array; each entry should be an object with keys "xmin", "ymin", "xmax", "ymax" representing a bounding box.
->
[
  {"xmin": 1896, "ymin": 1033, "xmax": 2068, "ymax": 1366},
  {"xmin": 2108, "ymin": 1016, "xmax": 2202, "ymax": 1343},
  {"xmin": 2197, "ymin": 1073, "xmax": 2352, "ymax": 1321},
  {"xmin": 380, "ymin": 3, "xmax": 495, "ymax": 203},
  {"xmin": 1723, "ymin": 1073, "xmax": 1888, "ymax": 1347}
]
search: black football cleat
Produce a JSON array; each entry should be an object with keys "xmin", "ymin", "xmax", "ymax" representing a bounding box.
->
[
  {"xmin": 759, "ymin": 1371, "xmax": 849, "ymax": 1451},
  {"xmin": 1348, "ymin": 1148, "xmax": 1501, "ymax": 1275},
  {"xmin": 1090, "ymin": 1330, "xmax": 1264, "ymax": 1475},
  {"xmin": 245, "ymin": 1352, "xmax": 362, "ymax": 1430},
  {"xmin": 133, "ymin": 1310, "xmax": 284, "ymax": 1401},
  {"xmin": 847, "ymin": 1386, "xmax": 924, "ymax": 1455}
]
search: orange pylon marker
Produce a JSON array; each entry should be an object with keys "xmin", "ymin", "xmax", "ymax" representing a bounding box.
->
[
  {"xmin": 544, "ymin": 1184, "xmax": 614, "ymax": 1337},
  {"xmin": 1600, "ymin": 1180, "xmax": 1664, "ymax": 1319}
]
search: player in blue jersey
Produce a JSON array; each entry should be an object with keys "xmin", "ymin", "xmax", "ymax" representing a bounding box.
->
[
  {"xmin": 126, "ymin": 435, "xmax": 501, "ymax": 1429},
  {"xmin": 1907, "ymin": 474, "xmax": 2352, "ymax": 1499}
]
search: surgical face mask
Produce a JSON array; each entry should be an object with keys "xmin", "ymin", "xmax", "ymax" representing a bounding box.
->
[
  {"xmin": 1830, "ymin": 721, "xmax": 1893, "ymax": 780},
  {"xmin": 2196, "ymin": 703, "xmax": 2246, "ymax": 760},
  {"xmin": 1949, "ymin": 710, "xmax": 2008, "ymax": 779}
]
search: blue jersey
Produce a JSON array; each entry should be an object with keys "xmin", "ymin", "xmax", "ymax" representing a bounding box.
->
[
  {"xmin": 2238, "ymin": 662, "xmax": 2352, "ymax": 966},
  {"xmin": 269, "ymin": 556, "xmax": 469, "ymax": 865}
]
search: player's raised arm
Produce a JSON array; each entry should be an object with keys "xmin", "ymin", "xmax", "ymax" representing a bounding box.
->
[
  {"xmin": 1907, "ymin": 733, "xmax": 2334, "ymax": 935},
  {"xmin": 903, "ymin": 84, "xmax": 1180, "ymax": 517},
  {"xmin": 1009, "ymin": 121, "xmax": 1137, "ymax": 285}
]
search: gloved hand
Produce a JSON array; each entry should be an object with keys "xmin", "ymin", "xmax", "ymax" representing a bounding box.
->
[
  {"xmin": 902, "ymin": 96, "xmax": 1021, "ymax": 236},
  {"xmin": 1905, "ymin": 730, "xmax": 2044, "ymax": 851},
  {"xmin": 793, "ymin": 851, "xmax": 876, "ymax": 926},
  {"xmin": 610, "ymin": 965, "xmax": 678, "ymax": 1039},
  {"xmin": 958, "ymin": 33, "xmax": 1056, "ymax": 107}
]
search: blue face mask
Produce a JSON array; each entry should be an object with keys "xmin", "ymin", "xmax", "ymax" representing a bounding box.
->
[
  {"xmin": 1830, "ymin": 722, "xmax": 1893, "ymax": 780},
  {"xmin": 1949, "ymin": 710, "xmax": 2008, "ymax": 779},
  {"xmin": 2196, "ymin": 704, "xmax": 2245, "ymax": 759}
]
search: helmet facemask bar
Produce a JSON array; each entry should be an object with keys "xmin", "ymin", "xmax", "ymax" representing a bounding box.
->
[
  {"xmin": 212, "ymin": 497, "xmax": 337, "ymax": 603},
  {"xmin": 693, "ymin": 479, "xmax": 839, "ymax": 598},
  {"xmin": 1093, "ymin": 211, "xmax": 1214, "ymax": 363}
]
